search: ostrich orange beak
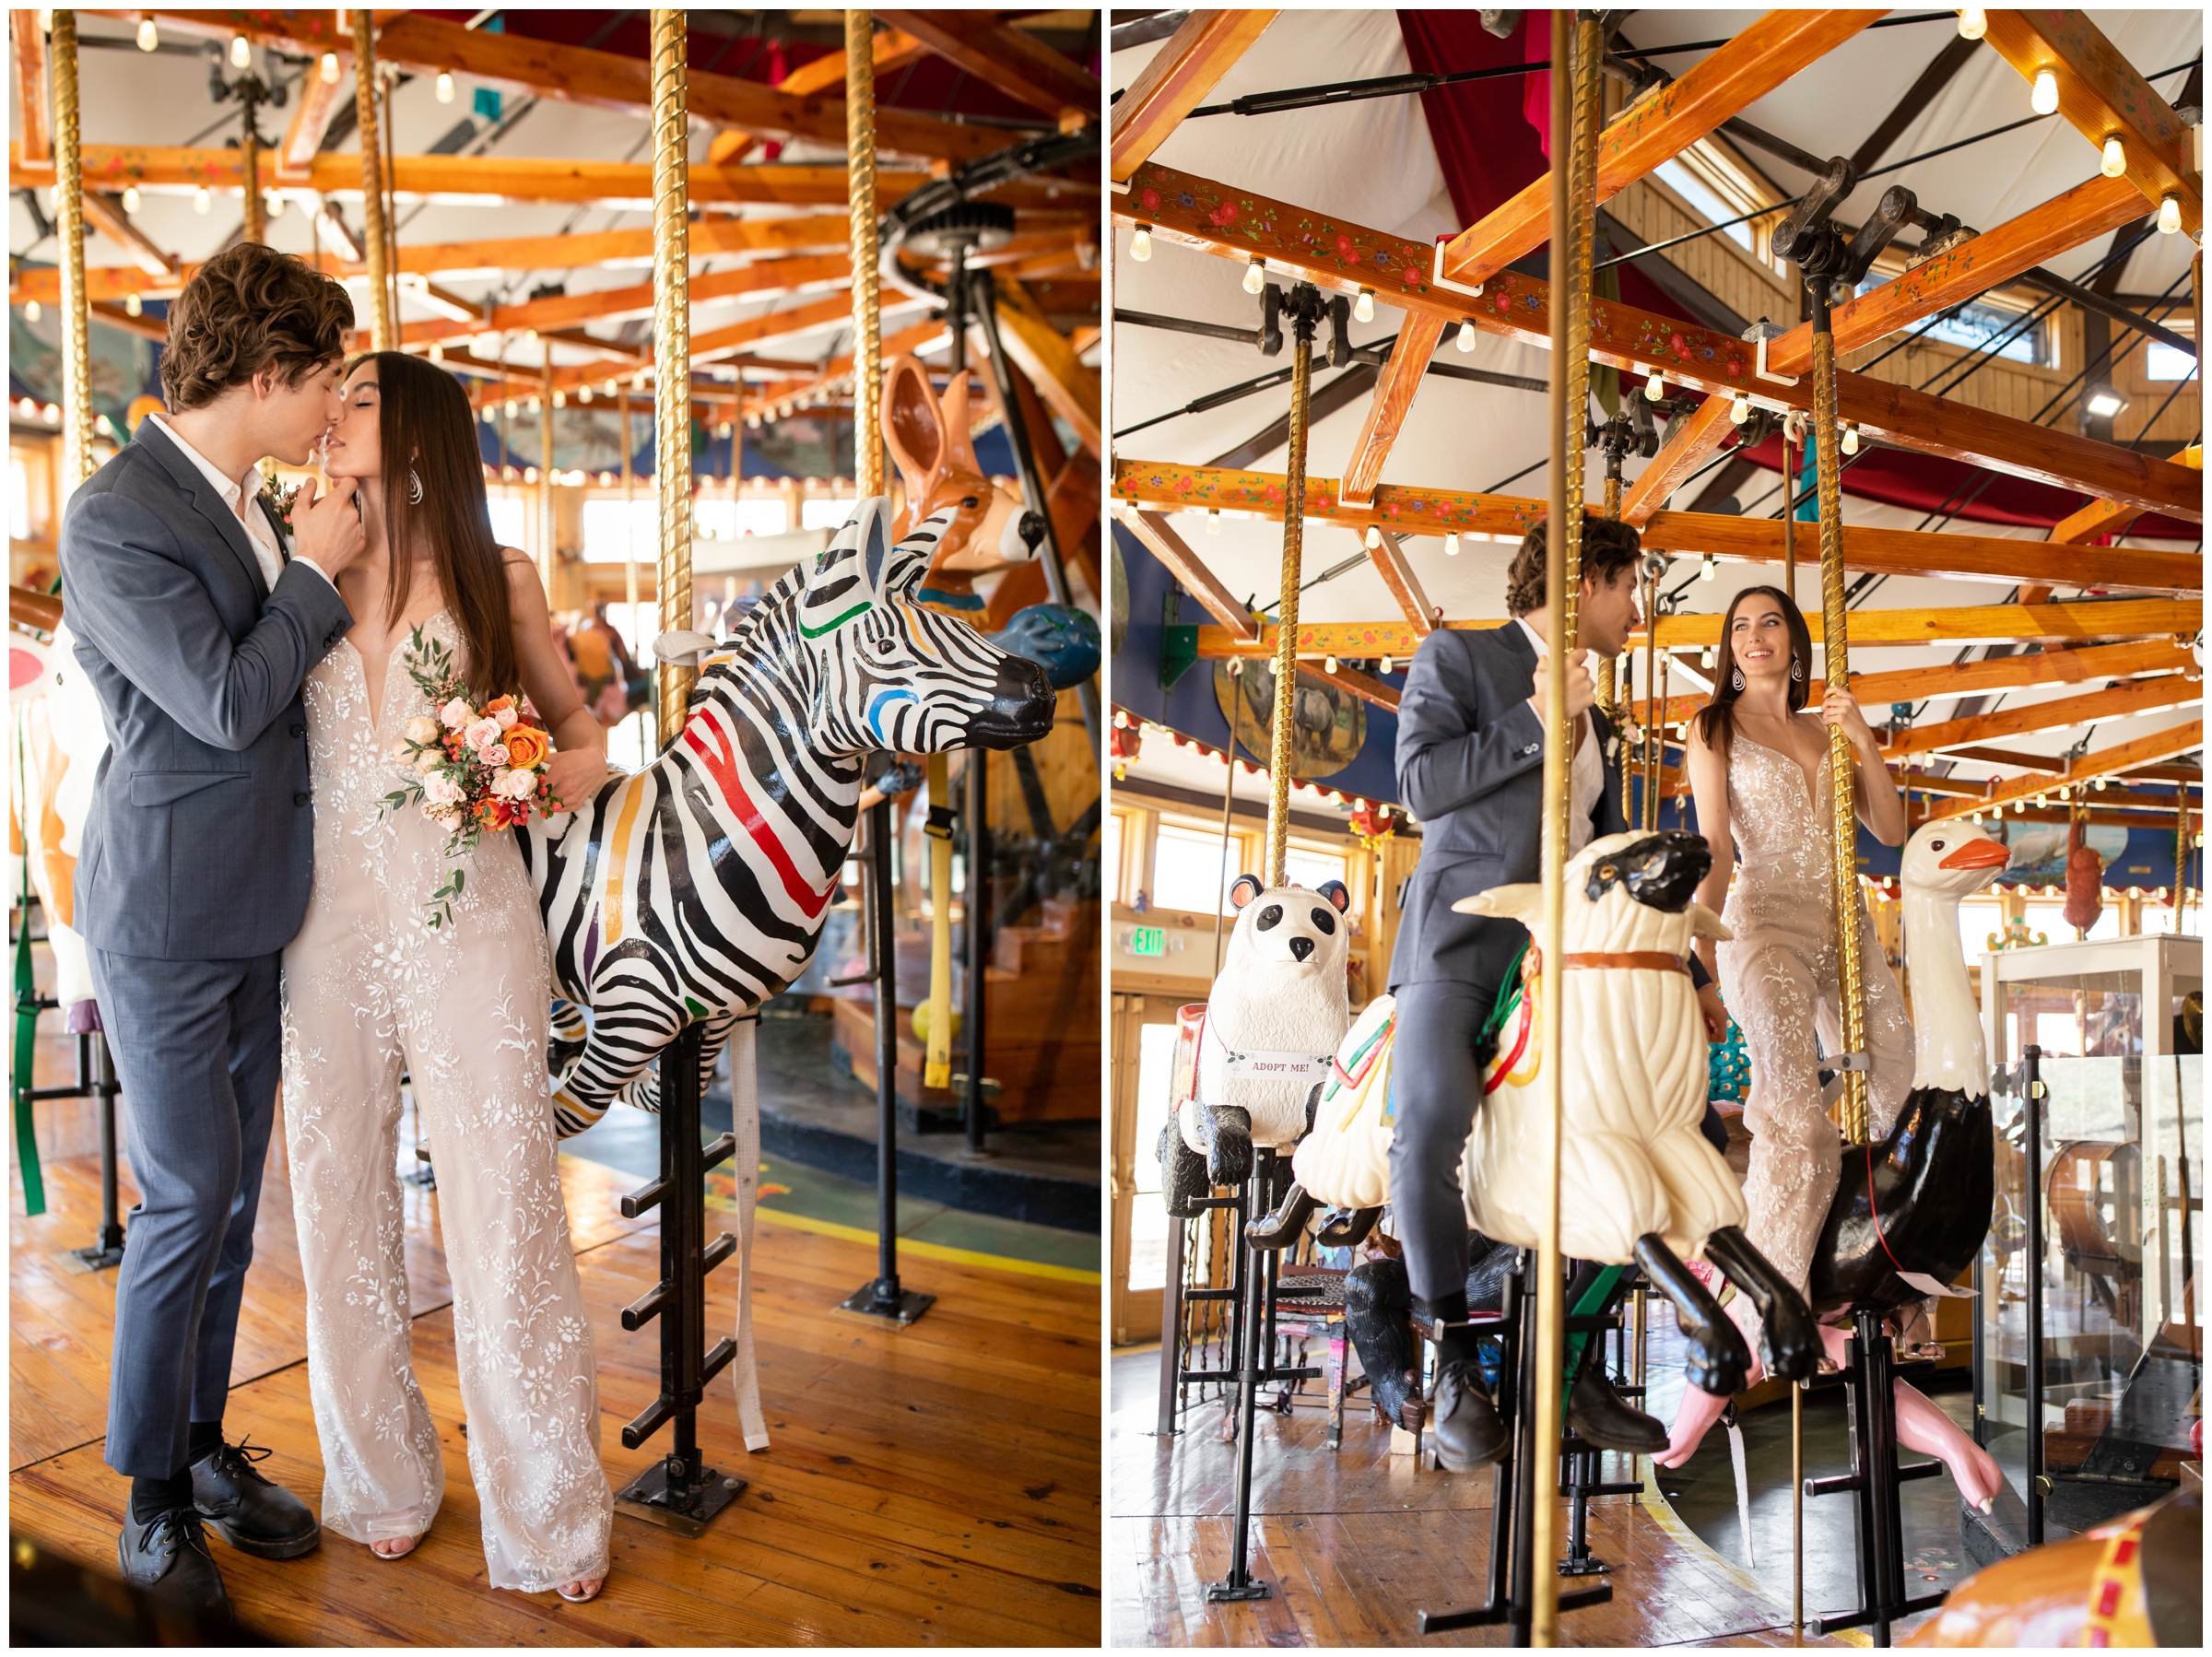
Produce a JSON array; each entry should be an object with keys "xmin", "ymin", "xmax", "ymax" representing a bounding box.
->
[{"xmin": 1938, "ymin": 837, "xmax": 2012, "ymax": 871}]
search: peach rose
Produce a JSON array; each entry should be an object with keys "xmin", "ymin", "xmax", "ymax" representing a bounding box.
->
[
  {"xmin": 405, "ymin": 714, "xmax": 441, "ymax": 743},
  {"xmin": 464, "ymin": 718, "xmax": 502, "ymax": 751},
  {"xmin": 483, "ymin": 744, "xmax": 510, "ymax": 767},
  {"xmin": 500, "ymin": 725, "xmax": 550, "ymax": 770},
  {"xmin": 440, "ymin": 697, "xmax": 474, "ymax": 730}
]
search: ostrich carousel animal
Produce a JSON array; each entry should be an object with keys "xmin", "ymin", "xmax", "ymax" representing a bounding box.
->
[
  {"xmin": 1156, "ymin": 874, "xmax": 1353, "ymax": 1204},
  {"xmin": 1255, "ymin": 830, "xmax": 1821, "ymax": 1398},
  {"xmin": 523, "ymin": 450, "xmax": 1056, "ymax": 1448},
  {"xmin": 1807, "ymin": 817, "xmax": 2009, "ymax": 1317}
]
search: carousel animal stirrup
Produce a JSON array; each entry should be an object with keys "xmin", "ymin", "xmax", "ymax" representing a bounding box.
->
[
  {"xmin": 1186, "ymin": 1100, "xmax": 1254, "ymax": 1190},
  {"xmin": 1633, "ymin": 1232, "xmax": 1753, "ymax": 1398},
  {"xmin": 1700, "ymin": 1223, "xmax": 1823, "ymax": 1383},
  {"xmin": 1246, "ymin": 1181, "xmax": 1319, "ymax": 1250},
  {"xmin": 1313, "ymin": 1205, "xmax": 1382, "ymax": 1249}
]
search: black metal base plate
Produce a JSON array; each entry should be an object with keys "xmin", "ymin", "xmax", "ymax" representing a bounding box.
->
[
  {"xmin": 1203, "ymin": 1579, "xmax": 1271, "ymax": 1603},
  {"xmin": 1418, "ymin": 1581, "xmax": 1611, "ymax": 1633},
  {"xmin": 1558, "ymin": 1556, "xmax": 1611, "ymax": 1577},
  {"xmin": 59, "ymin": 1242, "xmax": 124, "ymax": 1274},
  {"xmin": 836, "ymin": 1285, "xmax": 935, "ymax": 1325},
  {"xmin": 613, "ymin": 1461, "xmax": 747, "ymax": 1539}
]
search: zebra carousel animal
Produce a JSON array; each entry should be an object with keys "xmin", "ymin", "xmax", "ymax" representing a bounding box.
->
[{"xmin": 521, "ymin": 496, "xmax": 1056, "ymax": 1449}]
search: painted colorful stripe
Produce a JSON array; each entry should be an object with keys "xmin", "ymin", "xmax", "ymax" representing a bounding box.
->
[{"xmin": 683, "ymin": 718, "xmax": 834, "ymax": 921}]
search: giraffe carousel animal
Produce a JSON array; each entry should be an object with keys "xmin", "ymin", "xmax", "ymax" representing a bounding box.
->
[
  {"xmin": 1253, "ymin": 830, "xmax": 1822, "ymax": 1397},
  {"xmin": 523, "ymin": 393, "xmax": 1058, "ymax": 1449}
]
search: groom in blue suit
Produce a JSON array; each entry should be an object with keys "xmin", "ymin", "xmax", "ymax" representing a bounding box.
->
[{"xmin": 60, "ymin": 242, "xmax": 369, "ymax": 1609}]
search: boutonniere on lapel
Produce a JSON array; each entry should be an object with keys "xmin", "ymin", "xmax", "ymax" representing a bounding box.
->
[{"xmin": 260, "ymin": 476, "xmax": 301, "ymax": 543}]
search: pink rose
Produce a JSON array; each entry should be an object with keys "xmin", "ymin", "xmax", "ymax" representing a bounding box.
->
[
  {"xmin": 465, "ymin": 718, "xmax": 501, "ymax": 751},
  {"xmin": 422, "ymin": 773, "xmax": 465, "ymax": 807},
  {"xmin": 493, "ymin": 706, "xmax": 519, "ymax": 730},
  {"xmin": 484, "ymin": 744, "xmax": 511, "ymax": 767},
  {"xmin": 440, "ymin": 698, "xmax": 473, "ymax": 730}
]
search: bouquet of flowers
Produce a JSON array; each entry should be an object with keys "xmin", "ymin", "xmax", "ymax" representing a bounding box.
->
[{"xmin": 381, "ymin": 625, "xmax": 561, "ymax": 927}]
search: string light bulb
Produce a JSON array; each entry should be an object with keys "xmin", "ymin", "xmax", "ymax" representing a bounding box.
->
[
  {"xmin": 1700, "ymin": 645, "xmax": 1716, "ymax": 669},
  {"xmin": 1130, "ymin": 225, "xmax": 1152, "ymax": 261},
  {"xmin": 1382, "ymin": 655, "xmax": 1394, "ymax": 674},
  {"xmin": 1957, "ymin": 8, "xmax": 1986, "ymax": 40},
  {"xmin": 1731, "ymin": 392, "xmax": 1749, "ymax": 424},
  {"xmin": 136, "ymin": 16, "xmax": 157, "ymax": 50},
  {"xmin": 1644, "ymin": 366, "xmax": 1665, "ymax": 400},
  {"xmin": 194, "ymin": 186, "xmax": 211, "ymax": 214},
  {"xmin": 265, "ymin": 189, "xmax": 285, "ymax": 218},
  {"xmin": 230, "ymin": 33, "xmax": 251, "ymax": 68},
  {"xmin": 321, "ymin": 50, "xmax": 339, "ymax": 83},
  {"xmin": 2158, "ymin": 194, "xmax": 2182, "ymax": 234},
  {"xmin": 122, "ymin": 185, "xmax": 141, "ymax": 213},
  {"xmin": 1700, "ymin": 553, "xmax": 1715, "ymax": 582},
  {"xmin": 25, "ymin": 300, "xmax": 40, "ymax": 323},
  {"xmin": 1324, "ymin": 655, "xmax": 1338, "ymax": 674},
  {"xmin": 1364, "ymin": 524, "xmax": 1382, "ymax": 548},
  {"xmin": 429, "ymin": 341, "xmax": 444, "ymax": 363},
  {"xmin": 1841, "ymin": 424, "xmax": 1860, "ymax": 455},
  {"xmin": 1456, "ymin": 320, "xmax": 1477, "ymax": 352},
  {"xmin": 605, "ymin": 378, "xmax": 618, "ymax": 397},
  {"xmin": 124, "ymin": 292, "xmax": 142, "ymax": 317},
  {"xmin": 552, "ymin": 391, "xmax": 566, "ymax": 409},
  {"xmin": 2030, "ymin": 68, "xmax": 2058, "ymax": 116},
  {"xmin": 1354, "ymin": 288, "xmax": 1375, "ymax": 323},
  {"xmin": 1444, "ymin": 533, "xmax": 1460, "ymax": 557},
  {"xmin": 436, "ymin": 71, "xmax": 455, "ymax": 104},
  {"xmin": 1242, "ymin": 257, "xmax": 1265, "ymax": 295},
  {"xmin": 2100, "ymin": 135, "xmax": 2127, "ymax": 178},
  {"xmin": 1206, "ymin": 510, "xmax": 1221, "ymax": 535}
]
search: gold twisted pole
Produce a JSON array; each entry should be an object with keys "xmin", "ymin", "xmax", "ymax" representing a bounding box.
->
[
  {"xmin": 52, "ymin": 12, "xmax": 94, "ymax": 495},
  {"xmin": 1265, "ymin": 308, "xmax": 1311, "ymax": 888},
  {"xmin": 1529, "ymin": 12, "xmax": 1583, "ymax": 1645},
  {"xmin": 845, "ymin": 12, "xmax": 883, "ymax": 500},
  {"xmin": 241, "ymin": 113, "xmax": 265, "ymax": 245},
  {"xmin": 650, "ymin": 9, "xmax": 694, "ymax": 751},
  {"xmin": 1810, "ymin": 295, "xmax": 1868, "ymax": 1146},
  {"xmin": 1559, "ymin": 12, "xmax": 1601, "ymax": 657},
  {"xmin": 352, "ymin": 10, "xmax": 393, "ymax": 351},
  {"xmin": 539, "ymin": 358, "xmax": 556, "ymax": 595}
]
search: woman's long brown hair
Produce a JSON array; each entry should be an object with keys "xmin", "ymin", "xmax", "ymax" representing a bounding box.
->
[
  {"xmin": 1690, "ymin": 583, "xmax": 1814, "ymax": 759},
  {"xmin": 351, "ymin": 350, "xmax": 520, "ymax": 700}
]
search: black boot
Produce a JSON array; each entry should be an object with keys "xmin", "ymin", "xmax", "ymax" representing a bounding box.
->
[
  {"xmin": 1430, "ymin": 1357, "xmax": 1509, "ymax": 1471},
  {"xmin": 1566, "ymin": 1365, "xmax": 1667, "ymax": 1453},
  {"xmin": 1157, "ymin": 1119, "xmax": 1209, "ymax": 1218},
  {"xmin": 1700, "ymin": 1224, "xmax": 1822, "ymax": 1383},
  {"xmin": 191, "ymin": 1438, "xmax": 321, "ymax": 1559},
  {"xmin": 119, "ymin": 1505, "xmax": 228, "ymax": 1613},
  {"xmin": 1633, "ymin": 1233, "xmax": 1751, "ymax": 1398},
  {"xmin": 1190, "ymin": 1102, "xmax": 1253, "ymax": 1190}
]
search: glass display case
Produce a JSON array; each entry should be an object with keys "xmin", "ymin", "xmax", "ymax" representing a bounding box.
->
[{"xmin": 1975, "ymin": 934, "xmax": 2202, "ymax": 1538}]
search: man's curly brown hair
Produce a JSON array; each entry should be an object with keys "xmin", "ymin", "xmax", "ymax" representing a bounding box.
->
[
  {"xmin": 1504, "ymin": 511, "xmax": 1642, "ymax": 617},
  {"xmin": 159, "ymin": 243, "xmax": 355, "ymax": 412}
]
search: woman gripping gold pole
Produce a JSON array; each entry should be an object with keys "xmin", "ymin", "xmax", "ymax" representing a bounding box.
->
[{"xmin": 649, "ymin": 9, "xmax": 693, "ymax": 751}]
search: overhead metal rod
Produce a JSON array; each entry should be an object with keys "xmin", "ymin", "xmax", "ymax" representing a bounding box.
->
[{"xmin": 2018, "ymin": 266, "xmax": 2197, "ymax": 358}]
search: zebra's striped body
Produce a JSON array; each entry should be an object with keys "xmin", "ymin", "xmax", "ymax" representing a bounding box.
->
[{"xmin": 517, "ymin": 499, "xmax": 1054, "ymax": 1450}]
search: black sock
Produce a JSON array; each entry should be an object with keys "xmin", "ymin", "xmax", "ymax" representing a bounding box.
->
[
  {"xmin": 186, "ymin": 1420, "xmax": 225, "ymax": 1465},
  {"xmin": 130, "ymin": 1472, "xmax": 194, "ymax": 1523}
]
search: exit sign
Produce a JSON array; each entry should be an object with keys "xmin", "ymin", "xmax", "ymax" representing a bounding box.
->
[{"xmin": 1127, "ymin": 926, "xmax": 1167, "ymax": 958}]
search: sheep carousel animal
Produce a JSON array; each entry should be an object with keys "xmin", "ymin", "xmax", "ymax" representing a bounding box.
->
[
  {"xmin": 523, "ymin": 373, "xmax": 1058, "ymax": 1450},
  {"xmin": 1252, "ymin": 829, "xmax": 1821, "ymax": 1396}
]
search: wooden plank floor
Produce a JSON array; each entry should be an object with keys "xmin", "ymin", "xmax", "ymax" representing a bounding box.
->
[
  {"xmin": 1109, "ymin": 1348, "xmax": 1852, "ymax": 1648},
  {"xmin": 11, "ymin": 1130, "xmax": 1101, "ymax": 1645}
]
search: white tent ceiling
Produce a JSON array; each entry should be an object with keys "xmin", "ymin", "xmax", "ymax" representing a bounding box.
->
[{"xmin": 1110, "ymin": 9, "xmax": 2203, "ymax": 794}]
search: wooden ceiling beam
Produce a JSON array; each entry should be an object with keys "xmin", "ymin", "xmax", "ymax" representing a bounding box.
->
[
  {"xmin": 1367, "ymin": 528, "xmax": 1438, "ymax": 635},
  {"xmin": 89, "ymin": 298, "xmax": 170, "ymax": 343},
  {"xmin": 1439, "ymin": 9, "xmax": 1877, "ymax": 289},
  {"xmin": 1881, "ymin": 673, "xmax": 2205, "ymax": 758},
  {"xmin": 1763, "ymin": 172, "xmax": 2148, "ymax": 375},
  {"xmin": 8, "ymin": 142, "xmax": 1088, "ymax": 211},
  {"xmin": 690, "ymin": 292, "xmax": 893, "ymax": 364},
  {"xmin": 1924, "ymin": 720, "xmax": 2203, "ymax": 818},
  {"xmin": 394, "ymin": 256, "xmax": 853, "ymax": 349},
  {"xmin": 1943, "ymin": 745, "xmax": 2202, "ymax": 784},
  {"xmin": 1123, "ymin": 511, "xmax": 1261, "ymax": 640},
  {"xmin": 1340, "ymin": 315, "xmax": 1445, "ymax": 507},
  {"xmin": 276, "ymin": 47, "xmax": 350, "ymax": 181},
  {"xmin": 1110, "ymin": 10, "xmax": 1279, "ymax": 185},
  {"xmin": 1621, "ymin": 395, "xmax": 1735, "ymax": 527},
  {"xmin": 1975, "ymin": 9, "xmax": 2201, "ymax": 239},
  {"xmin": 706, "ymin": 26, "xmax": 931, "ymax": 165},
  {"xmin": 1847, "ymin": 639, "xmax": 2200, "ymax": 705},
  {"xmin": 13, "ymin": 13, "xmax": 49, "ymax": 167},
  {"xmin": 992, "ymin": 279, "xmax": 1102, "ymax": 457},
  {"xmin": 1112, "ymin": 459, "xmax": 2203, "ymax": 593},
  {"xmin": 880, "ymin": 10, "xmax": 1100, "ymax": 124},
  {"xmin": 79, "ymin": 193, "xmax": 179, "ymax": 277},
  {"xmin": 2048, "ymin": 441, "xmax": 2203, "ymax": 544},
  {"xmin": 1115, "ymin": 163, "xmax": 2202, "ymax": 518}
]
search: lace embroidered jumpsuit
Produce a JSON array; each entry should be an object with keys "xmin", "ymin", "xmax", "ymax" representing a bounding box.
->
[
  {"xmin": 1716, "ymin": 723, "xmax": 1915, "ymax": 1343},
  {"xmin": 279, "ymin": 610, "xmax": 612, "ymax": 1591}
]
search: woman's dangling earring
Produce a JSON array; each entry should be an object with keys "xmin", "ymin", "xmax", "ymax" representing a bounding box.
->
[
  {"xmin": 1790, "ymin": 656, "xmax": 1804, "ymax": 681},
  {"xmin": 408, "ymin": 466, "xmax": 424, "ymax": 505},
  {"xmin": 1730, "ymin": 665, "xmax": 1745, "ymax": 692}
]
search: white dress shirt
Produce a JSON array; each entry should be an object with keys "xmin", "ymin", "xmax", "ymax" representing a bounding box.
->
[
  {"xmin": 1516, "ymin": 616, "xmax": 1605, "ymax": 857},
  {"xmin": 147, "ymin": 413, "xmax": 335, "ymax": 594}
]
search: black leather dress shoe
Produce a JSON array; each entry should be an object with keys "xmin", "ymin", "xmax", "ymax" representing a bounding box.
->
[
  {"xmin": 1566, "ymin": 1366, "xmax": 1668, "ymax": 1453},
  {"xmin": 119, "ymin": 1505, "xmax": 228, "ymax": 1612},
  {"xmin": 1430, "ymin": 1359, "xmax": 1509, "ymax": 1472},
  {"xmin": 191, "ymin": 1439, "xmax": 321, "ymax": 1559}
]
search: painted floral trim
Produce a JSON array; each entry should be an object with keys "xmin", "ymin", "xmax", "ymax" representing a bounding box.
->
[{"xmin": 1129, "ymin": 164, "xmax": 1436, "ymax": 297}]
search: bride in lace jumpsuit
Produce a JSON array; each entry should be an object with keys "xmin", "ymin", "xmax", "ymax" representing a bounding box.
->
[
  {"xmin": 280, "ymin": 355, "xmax": 615, "ymax": 1596},
  {"xmin": 1658, "ymin": 587, "xmax": 2001, "ymax": 1510}
]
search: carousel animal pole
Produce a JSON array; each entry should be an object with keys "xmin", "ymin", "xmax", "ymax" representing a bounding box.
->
[{"xmin": 351, "ymin": 8, "xmax": 393, "ymax": 352}]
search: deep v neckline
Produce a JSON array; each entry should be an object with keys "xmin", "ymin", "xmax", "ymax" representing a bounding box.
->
[
  {"xmin": 344, "ymin": 609, "xmax": 450, "ymax": 733},
  {"xmin": 1735, "ymin": 720, "xmax": 1828, "ymax": 809}
]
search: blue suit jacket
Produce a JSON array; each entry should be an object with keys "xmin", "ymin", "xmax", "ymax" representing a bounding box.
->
[{"xmin": 60, "ymin": 419, "xmax": 353, "ymax": 960}]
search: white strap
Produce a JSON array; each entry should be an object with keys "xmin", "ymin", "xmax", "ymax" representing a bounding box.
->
[
  {"xmin": 1202, "ymin": 1013, "xmax": 1331, "ymax": 1082},
  {"xmin": 728, "ymin": 1017, "xmax": 770, "ymax": 1451}
]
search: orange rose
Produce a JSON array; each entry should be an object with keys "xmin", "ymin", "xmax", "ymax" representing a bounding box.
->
[
  {"xmin": 483, "ymin": 695, "xmax": 515, "ymax": 715},
  {"xmin": 501, "ymin": 725, "xmax": 550, "ymax": 770}
]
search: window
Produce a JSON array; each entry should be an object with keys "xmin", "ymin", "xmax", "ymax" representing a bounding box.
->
[
  {"xmin": 1125, "ymin": 1020, "xmax": 1182, "ymax": 1291},
  {"xmin": 486, "ymin": 491, "xmax": 526, "ymax": 550},
  {"xmin": 1151, "ymin": 822, "xmax": 1241, "ymax": 914},
  {"xmin": 696, "ymin": 498, "xmax": 788, "ymax": 541},
  {"xmin": 581, "ymin": 497, "xmax": 657, "ymax": 565},
  {"xmin": 1654, "ymin": 159, "xmax": 1752, "ymax": 252},
  {"xmin": 7, "ymin": 452, "xmax": 29, "ymax": 542},
  {"xmin": 2146, "ymin": 341, "xmax": 2196, "ymax": 382},
  {"xmin": 1283, "ymin": 844, "xmax": 1349, "ymax": 897},
  {"xmin": 800, "ymin": 496, "xmax": 858, "ymax": 532},
  {"xmin": 1857, "ymin": 281, "xmax": 2051, "ymax": 366},
  {"xmin": 1102, "ymin": 811, "xmax": 1124, "ymax": 905}
]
